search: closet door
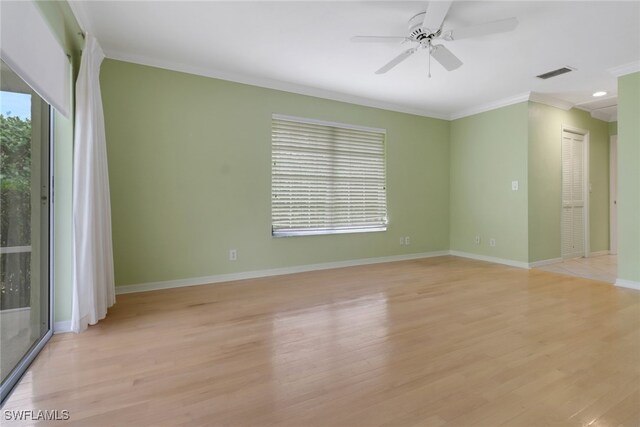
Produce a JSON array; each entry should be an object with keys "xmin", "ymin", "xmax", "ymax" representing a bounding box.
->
[{"xmin": 561, "ymin": 130, "xmax": 585, "ymax": 259}]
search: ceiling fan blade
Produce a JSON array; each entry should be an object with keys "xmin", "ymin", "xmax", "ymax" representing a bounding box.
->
[
  {"xmin": 351, "ymin": 36, "xmax": 411, "ymax": 43},
  {"xmin": 449, "ymin": 17, "xmax": 519, "ymax": 40},
  {"xmin": 430, "ymin": 44, "xmax": 463, "ymax": 71},
  {"xmin": 422, "ymin": 1, "xmax": 453, "ymax": 31},
  {"xmin": 375, "ymin": 48, "xmax": 417, "ymax": 74}
]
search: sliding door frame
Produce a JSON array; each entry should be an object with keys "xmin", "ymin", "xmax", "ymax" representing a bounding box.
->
[{"xmin": 0, "ymin": 106, "xmax": 54, "ymax": 406}]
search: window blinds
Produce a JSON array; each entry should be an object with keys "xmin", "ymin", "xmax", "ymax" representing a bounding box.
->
[
  {"xmin": 271, "ymin": 115, "xmax": 387, "ymax": 236},
  {"xmin": 0, "ymin": 0, "xmax": 71, "ymax": 117}
]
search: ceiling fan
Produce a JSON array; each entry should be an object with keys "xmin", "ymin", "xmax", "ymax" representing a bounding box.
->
[{"xmin": 352, "ymin": 1, "xmax": 518, "ymax": 77}]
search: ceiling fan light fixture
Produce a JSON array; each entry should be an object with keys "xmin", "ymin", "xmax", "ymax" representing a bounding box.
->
[
  {"xmin": 352, "ymin": 2, "xmax": 518, "ymax": 76},
  {"xmin": 592, "ymin": 91, "xmax": 607, "ymax": 97}
]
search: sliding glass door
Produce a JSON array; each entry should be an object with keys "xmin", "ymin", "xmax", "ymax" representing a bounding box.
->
[{"xmin": 0, "ymin": 59, "xmax": 52, "ymax": 403}]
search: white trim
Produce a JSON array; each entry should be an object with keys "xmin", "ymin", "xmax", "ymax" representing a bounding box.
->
[
  {"xmin": 95, "ymin": 50, "xmax": 627, "ymax": 123},
  {"xmin": 449, "ymin": 92, "xmax": 530, "ymax": 120},
  {"xmin": 0, "ymin": 245, "xmax": 32, "ymax": 254},
  {"xmin": 590, "ymin": 109, "xmax": 617, "ymax": 123},
  {"xmin": 115, "ymin": 251, "xmax": 450, "ymax": 295},
  {"xmin": 574, "ymin": 94, "xmax": 618, "ymax": 108},
  {"xmin": 588, "ymin": 250, "xmax": 610, "ymax": 257},
  {"xmin": 529, "ymin": 92, "xmax": 573, "ymax": 110},
  {"xmin": 97, "ymin": 52, "xmax": 588, "ymax": 123},
  {"xmin": 608, "ymin": 61, "xmax": 640, "ymax": 78},
  {"xmin": 584, "ymin": 131, "xmax": 590, "ymax": 257},
  {"xmin": 53, "ymin": 320, "xmax": 71, "ymax": 334},
  {"xmin": 67, "ymin": 1, "xmax": 93, "ymax": 34},
  {"xmin": 615, "ymin": 278, "xmax": 640, "ymax": 291},
  {"xmin": 83, "ymin": 43, "xmax": 632, "ymax": 128},
  {"xmin": 609, "ymin": 135, "xmax": 618, "ymax": 255},
  {"xmin": 448, "ymin": 250, "xmax": 530, "ymax": 269},
  {"xmin": 272, "ymin": 113, "xmax": 386, "ymax": 135},
  {"xmin": 103, "ymin": 49, "xmax": 450, "ymax": 121},
  {"xmin": 528, "ymin": 258, "xmax": 563, "ymax": 268},
  {"xmin": 0, "ymin": 306, "xmax": 31, "ymax": 314}
]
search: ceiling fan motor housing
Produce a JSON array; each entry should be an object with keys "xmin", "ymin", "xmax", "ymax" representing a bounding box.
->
[{"xmin": 408, "ymin": 11, "xmax": 440, "ymax": 43}]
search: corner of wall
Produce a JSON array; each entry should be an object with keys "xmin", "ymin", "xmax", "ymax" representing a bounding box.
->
[
  {"xmin": 449, "ymin": 102, "xmax": 530, "ymax": 264},
  {"xmin": 616, "ymin": 72, "xmax": 640, "ymax": 283}
]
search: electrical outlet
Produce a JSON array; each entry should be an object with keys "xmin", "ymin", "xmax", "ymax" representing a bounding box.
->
[
  {"xmin": 512, "ymin": 180, "xmax": 519, "ymax": 191},
  {"xmin": 489, "ymin": 238, "xmax": 496, "ymax": 247},
  {"xmin": 229, "ymin": 249, "xmax": 237, "ymax": 261},
  {"xmin": 405, "ymin": 236, "xmax": 411, "ymax": 245},
  {"xmin": 475, "ymin": 235, "xmax": 481, "ymax": 245},
  {"xmin": 400, "ymin": 237, "xmax": 405, "ymax": 246}
]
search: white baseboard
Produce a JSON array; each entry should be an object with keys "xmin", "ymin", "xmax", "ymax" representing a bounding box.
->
[
  {"xmin": 589, "ymin": 250, "xmax": 610, "ymax": 257},
  {"xmin": 448, "ymin": 250, "xmax": 530, "ymax": 269},
  {"xmin": 528, "ymin": 258, "xmax": 563, "ymax": 268},
  {"xmin": 615, "ymin": 278, "xmax": 640, "ymax": 291},
  {"xmin": 53, "ymin": 320, "xmax": 71, "ymax": 334},
  {"xmin": 115, "ymin": 250, "xmax": 450, "ymax": 295}
]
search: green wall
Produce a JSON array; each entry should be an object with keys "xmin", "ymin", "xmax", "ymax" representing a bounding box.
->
[
  {"xmin": 101, "ymin": 62, "xmax": 617, "ymax": 288},
  {"xmin": 449, "ymin": 103, "xmax": 529, "ymax": 263},
  {"xmin": 527, "ymin": 102, "xmax": 610, "ymax": 262},
  {"xmin": 617, "ymin": 72, "xmax": 640, "ymax": 283},
  {"xmin": 34, "ymin": 1, "xmax": 82, "ymax": 323},
  {"xmin": 32, "ymin": 1, "xmax": 637, "ymax": 321},
  {"xmin": 100, "ymin": 60, "xmax": 451, "ymax": 287}
]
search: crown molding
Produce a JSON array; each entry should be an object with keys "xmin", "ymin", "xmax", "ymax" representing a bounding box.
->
[
  {"xmin": 451, "ymin": 91, "xmax": 609, "ymax": 121},
  {"xmin": 66, "ymin": 1, "xmax": 631, "ymax": 123},
  {"xmin": 574, "ymin": 95, "xmax": 618, "ymax": 122},
  {"xmin": 449, "ymin": 92, "xmax": 531, "ymax": 120},
  {"xmin": 96, "ymin": 47, "xmax": 620, "ymax": 123},
  {"xmin": 67, "ymin": 0, "xmax": 93, "ymax": 33},
  {"xmin": 573, "ymin": 94, "xmax": 618, "ymax": 109},
  {"xmin": 608, "ymin": 61, "xmax": 640, "ymax": 78},
  {"xmin": 529, "ymin": 92, "xmax": 573, "ymax": 110},
  {"xmin": 109, "ymin": 47, "xmax": 544, "ymax": 122},
  {"xmin": 103, "ymin": 49, "xmax": 450, "ymax": 121},
  {"xmin": 590, "ymin": 109, "xmax": 617, "ymax": 123},
  {"xmin": 575, "ymin": 105, "xmax": 617, "ymax": 122}
]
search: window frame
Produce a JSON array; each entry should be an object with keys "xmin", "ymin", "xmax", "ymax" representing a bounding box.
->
[{"xmin": 271, "ymin": 114, "xmax": 388, "ymax": 237}]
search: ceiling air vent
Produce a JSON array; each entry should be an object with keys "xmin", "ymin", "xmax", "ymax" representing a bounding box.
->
[{"xmin": 536, "ymin": 67, "xmax": 575, "ymax": 80}]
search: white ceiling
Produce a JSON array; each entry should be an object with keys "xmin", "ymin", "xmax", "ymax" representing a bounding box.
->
[{"xmin": 70, "ymin": 1, "xmax": 640, "ymax": 120}]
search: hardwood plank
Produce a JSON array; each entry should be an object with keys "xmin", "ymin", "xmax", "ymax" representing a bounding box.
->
[{"xmin": 3, "ymin": 256, "xmax": 639, "ymax": 426}]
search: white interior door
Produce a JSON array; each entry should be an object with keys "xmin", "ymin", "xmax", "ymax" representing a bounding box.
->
[
  {"xmin": 562, "ymin": 129, "xmax": 586, "ymax": 259},
  {"xmin": 610, "ymin": 136, "xmax": 618, "ymax": 254}
]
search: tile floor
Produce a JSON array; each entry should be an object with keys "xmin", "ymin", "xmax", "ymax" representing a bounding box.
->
[{"xmin": 535, "ymin": 254, "xmax": 617, "ymax": 283}]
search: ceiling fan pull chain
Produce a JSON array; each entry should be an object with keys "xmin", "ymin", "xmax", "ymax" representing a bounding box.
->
[{"xmin": 428, "ymin": 42, "xmax": 432, "ymax": 78}]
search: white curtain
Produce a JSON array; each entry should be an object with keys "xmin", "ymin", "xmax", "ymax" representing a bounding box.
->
[{"xmin": 71, "ymin": 34, "xmax": 115, "ymax": 333}]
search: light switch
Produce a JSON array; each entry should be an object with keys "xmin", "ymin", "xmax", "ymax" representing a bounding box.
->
[{"xmin": 512, "ymin": 180, "xmax": 519, "ymax": 191}]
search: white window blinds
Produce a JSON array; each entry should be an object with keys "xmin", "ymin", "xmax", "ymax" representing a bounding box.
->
[
  {"xmin": 271, "ymin": 114, "xmax": 387, "ymax": 236},
  {"xmin": 0, "ymin": 0, "xmax": 71, "ymax": 117}
]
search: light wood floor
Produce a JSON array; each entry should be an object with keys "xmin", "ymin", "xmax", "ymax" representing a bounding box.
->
[{"xmin": 4, "ymin": 256, "xmax": 640, "ymax": 426}]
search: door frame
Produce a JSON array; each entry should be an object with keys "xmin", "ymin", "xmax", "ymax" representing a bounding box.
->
[
  {"xmin": 609, "ymin": 135, "xmax": 618, "ymax": 255},
  {"xmin": 561, "ymin": 125, "xmax": 590, "ymax": 259},
  {"xmin": 0, "ymin": 102, "xmax": 54, "ymax": 406}
]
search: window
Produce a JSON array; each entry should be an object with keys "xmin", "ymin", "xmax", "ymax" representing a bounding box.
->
[{"xmin": 271, "ymin": 114, "xmax": 387, "ymax": 236}]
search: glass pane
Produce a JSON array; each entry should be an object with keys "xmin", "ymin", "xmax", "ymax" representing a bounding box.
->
[{"xmin": 0, "ymin": 60, "xmax": 50, "ymax": 388}]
